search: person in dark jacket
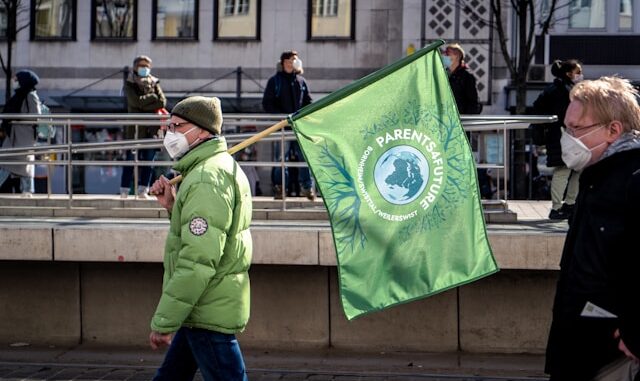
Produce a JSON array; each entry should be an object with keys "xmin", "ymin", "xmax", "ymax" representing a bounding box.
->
[
  {"xmin": 545, "ymin": 76, "xmax": 640, "ymax": 381},
  {"xmin": 442, "ymin": 43, "xmax": 481, "ymax": 116},
  {"xmin": 0, "ymin": 70, "xmax": 42, "ymax": 196},
  {"xmin": 121, "ymin": 55, "xmax": 166, "ymax": 199},
  {"xmin": 532, "ymin": 59, "xmax": 583, "ymax": 220},
  {"xmin": 262, "ymin": 50, "xmax": 315, "ymax": 200},
  {"xmin": 442, "ymin": 44, "xmax": 489, "ymax": 196}
]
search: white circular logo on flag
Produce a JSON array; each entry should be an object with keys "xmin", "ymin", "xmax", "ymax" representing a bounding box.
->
[
  {"xmin": 374, "ymin": 145, "xmax": 430, "ymax": 205},
  {"xmin": 189, "ymin": 217, "xmax": 208, "ymax": 236}
]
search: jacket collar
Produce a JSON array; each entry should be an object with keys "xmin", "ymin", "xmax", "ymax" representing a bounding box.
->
[
  {"xmin": 173, "ymin": 137, "xmax": 228, "ymax": 176},
  {"xmin": 600, "ymin": 130, "xmax": 640, "ymax": 160}
]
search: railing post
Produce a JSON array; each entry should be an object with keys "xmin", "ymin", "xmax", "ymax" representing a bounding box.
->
[
  {"xmin": 133, "ymin": 124, "xmax": 139, "ymax": 197},
  {"xmin": 280, "ymin": 127, "xmax": 287, "ymax": 209},
  {"xmin": 66, "ymin": 120, "xmax": 73, "ymax": 208},
  {"xmin": 236, "ymin": 66, "xmax": 242, "ymax": 106},
  {"xmin": 46, "ymin": 124, "xmax": 52, "ymax": 197},
  {"xmin": 123, "ymin": 66, "xmax": 129, "ymax": 90}
]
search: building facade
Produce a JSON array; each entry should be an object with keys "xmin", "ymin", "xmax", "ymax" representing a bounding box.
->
[
  {"xmin": 0, "ymin": 0, "xmax": 505, "ymax": 113},
  {"xmin": 1, "ymin": 1, "xmax": 639, "ymax": 112}
]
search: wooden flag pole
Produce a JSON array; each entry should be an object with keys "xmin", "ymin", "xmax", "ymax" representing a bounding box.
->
[{"xmin": 166, "ymin": 119, "xmax": 289, "ymax": 187}]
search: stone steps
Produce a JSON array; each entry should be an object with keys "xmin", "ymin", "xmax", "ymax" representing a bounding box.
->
[{"xmin": 0, "ymin": 195, "xmax": 517, "ymax": 222}]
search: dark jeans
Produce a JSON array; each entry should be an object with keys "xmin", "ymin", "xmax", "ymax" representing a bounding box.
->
[
  {"xmin": 272, "ymin": 141, "xmax": 313, "ymax": 190},
  {"xmin": 120, "ymin": 149, "xmax": 156, "ymax": 189},
  {"xmin": 153, "ymin": 327, "xmax": 248, "ymax": 381}
]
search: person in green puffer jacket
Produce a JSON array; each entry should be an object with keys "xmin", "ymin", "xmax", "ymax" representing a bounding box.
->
[{"xmin": 149, "ymin": 96, "xmax": 252, "ymax": 381}]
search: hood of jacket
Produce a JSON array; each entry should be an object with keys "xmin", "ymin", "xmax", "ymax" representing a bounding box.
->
[{"xmin": 15, "ymin": 70, "xmax": 39, "ymax": 90}]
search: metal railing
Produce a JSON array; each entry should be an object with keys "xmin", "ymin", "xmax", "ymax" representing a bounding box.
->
[{"xmin": 0, "ymin": 113, "xmax": 556, "ymax": 211}]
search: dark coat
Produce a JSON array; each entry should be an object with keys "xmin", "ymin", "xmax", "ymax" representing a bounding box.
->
[
  {"xmin": 532, "ymin": 78, "xmax": 572, "ymax": 167},
  {"xmin": 448, "ymin": 66, "xmax": 481, "ymax": 115},
  {"xmin": 123, "ymin": 74, "xmax": 166, "ymax": 140},
  {"xmin": 262, "ymin": 71, "xmax": 312, "ymax": 114},
  {"xmin": 545, "ymin": 147, "xmax": 640, "ymax": 380}
]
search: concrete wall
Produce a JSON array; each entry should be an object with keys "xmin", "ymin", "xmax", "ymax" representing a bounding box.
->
[
  {"xmin": 0, "ymin": 261, "xmax": 557, "ymax": 354},
  {"xmin": 0, "ymin": 222, "xmax": 566, "ymax": 270}
]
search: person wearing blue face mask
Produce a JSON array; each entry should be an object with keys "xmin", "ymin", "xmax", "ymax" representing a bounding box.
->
[
  {"xmin": 442, "ymin": 43, "xmax": 481, "ymax": 115},
  {"xmin": 121, "ymin": 55, "xmax": 166, "ymax": 199}
]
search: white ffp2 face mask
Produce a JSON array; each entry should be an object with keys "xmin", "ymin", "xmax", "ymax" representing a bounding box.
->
[
  {"xmin": 560, "ymin": 126, "xmax": 606, "ymax": 171},
  {"xmin": 163, "ymin": 127, "xmax": 198, "ymax": 159},
  {"xmin": 292, "ymin": 58, "xmax": 303, "ymax": 72}
]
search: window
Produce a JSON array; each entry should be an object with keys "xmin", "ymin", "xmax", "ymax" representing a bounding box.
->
[
  {"xmin": 223, "ymin": 0, "xmax": 250, "ymax": 16},
  {"xmin": 312, "ymin": 0, "xmax": 337, "ymax": 17},
  {"xmin": 214, "ymin": 0, "xmax": 260, "ymax": 40},
  {"xmin": 620, "ymin": 0, "xmax": 632, "ymax": 30},
  {"xmin": 92, "ymin": 0, "xmax": 136, "ymax": 40},
  {"xmin": 224, "ymin": 0, "xmax": 234, "ymax": 15},
  {"xmin": 31, "ymin": 0, "xmax": 76, "ymax": 40},
  {"xmin": 307, "ymin": 0, "xmax": 354, "ymax": 40},
  {"xmin": 153, "ymin": 0, "xmax": 197, "ymax": 40},
  {"xmin": 569, "ymin": 0, "xmax": 605, "ymax": 29}
]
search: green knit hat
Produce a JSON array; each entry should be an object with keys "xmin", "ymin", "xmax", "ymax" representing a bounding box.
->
[{"xmin": 171, "ymin": 96, "xmax": 223, "ymax": 135}]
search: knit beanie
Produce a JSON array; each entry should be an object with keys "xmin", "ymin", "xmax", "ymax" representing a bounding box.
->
[{"xmin": 171, "ymin": 96, "xmax": 223, "ymax": 135}]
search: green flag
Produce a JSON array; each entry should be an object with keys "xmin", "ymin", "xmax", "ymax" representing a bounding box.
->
[{"xmin": 289, "ymin": 40, "xmax": 498, "ymax": 320}]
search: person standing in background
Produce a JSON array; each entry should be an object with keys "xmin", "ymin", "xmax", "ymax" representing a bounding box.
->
[
  {"xmin": 442, "ymin": 43, "xmax": 487, "ymax": 197},
  {"xmin": 0, "ymin": 70, "xmax": 42, "ymax": 196},
  {"xmin": 442, "ymin": 43, "xmax": 482, "ymax": 115},
  {"xmin": 262, "ymin": 50, "xmax": 315, "ymax": 200},
  {"xmin": 532, "ymin": 59, "xmax": 583, "ymax": 220},
  {"xmin": 121, "ymin": 55, "xmax": 166, "ymax": 199}
]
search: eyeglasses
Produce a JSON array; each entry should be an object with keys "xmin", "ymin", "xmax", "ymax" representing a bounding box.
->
[
  {"xmin": 167, "ymin": 121, "xmax": 190, "ymax": 133},
  {"xmin": 564, "ymin": 122, "xmax": 605, "ymax": 138}
]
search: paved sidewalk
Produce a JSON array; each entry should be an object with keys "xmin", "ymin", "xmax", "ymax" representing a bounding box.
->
[{"xmin": 0, "ymin": 345, "xmax": 549, "ymax": 380}]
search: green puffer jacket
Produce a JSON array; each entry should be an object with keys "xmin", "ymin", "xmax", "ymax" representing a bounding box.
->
[{"xmin": 150, "ymin": 138, "xmax": 252, "ymax": 334}]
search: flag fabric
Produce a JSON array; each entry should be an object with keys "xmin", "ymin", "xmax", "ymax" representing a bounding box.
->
[{"xmin": 289, "ymin": 40, "xmax": 498, "ymax": 320}]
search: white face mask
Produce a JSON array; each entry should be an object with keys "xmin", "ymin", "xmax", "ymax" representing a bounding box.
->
[
  {"xmin": 163, "ymin": 127, "xmax": 198, "ymax": 159},
  {"xmin": 573, "ymin": 73, "xmax": 584, "ymax": 84},
  {"xmin": 560, "ymin": 126, "xmax": 606, "ymax": 171},
  {"xmin": 292, "ymin": 58, "xmax": 303, "ymax": 71}
]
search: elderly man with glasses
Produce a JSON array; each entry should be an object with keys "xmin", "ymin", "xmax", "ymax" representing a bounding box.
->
[
  {"xmin": 545, "ymin": 77, "xmax": 640, "ymax": 381},
  {"xmin": 148, "ymin": 96, "xmax": 252, "ymax": 381}
]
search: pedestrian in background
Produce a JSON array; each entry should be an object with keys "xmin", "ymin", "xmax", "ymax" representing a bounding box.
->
[
  {"xmin": 121, "ymin": 55, "xmax": 166, "ymax": 199},
  {"xmin": 442, "ymin": 43, "xmax": 488, "ymax": 196},
  {"xmin": 545, "ymin": 76, "xmax": 640, "ymax": 381},
  {"xmin": 532, "ymin": 59, "xmax": 583, "ymax": 220},
  {"xmin": 442, "ymin": 43, "xmax": 482, "ymax": 115},
  {"xmin": 262, "ymin": 50, "xmax": 315, "ymax": 200},
  {"xmin": 149, "ymin": 96, "xmax": 252, "ymax": 381},
  {"xmin": 0, "ymin": 70, "xmax": 42, "ymax": 196}
]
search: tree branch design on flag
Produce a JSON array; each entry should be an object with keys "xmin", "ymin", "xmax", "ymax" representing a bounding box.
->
[{"xmin": 317, "ymin": 143, "xmax": 366, "ymax": 255}]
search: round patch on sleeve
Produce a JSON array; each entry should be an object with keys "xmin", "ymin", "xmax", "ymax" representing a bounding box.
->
[{"xmin": 189, "ymin": 217, "xmax": 208, "ymax": 236}]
